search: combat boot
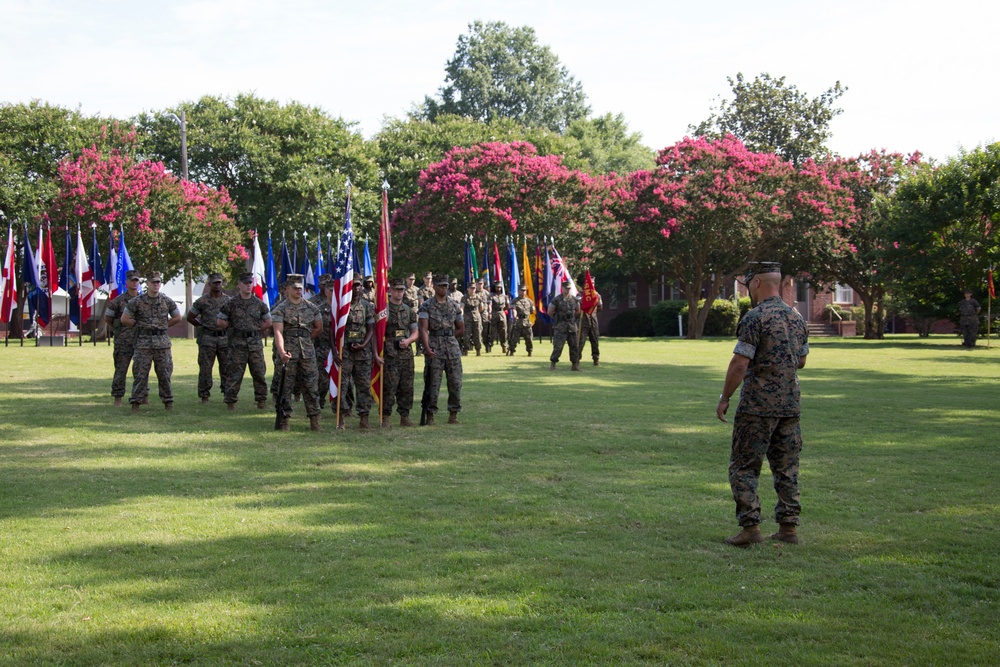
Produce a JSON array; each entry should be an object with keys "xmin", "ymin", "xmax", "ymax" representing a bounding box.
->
[
  {"xmin": 571, "ymin": 362, "xmax": 581, "ymax": 371},
  {"xmin": 425, "ymin": 413, "xmax": 435, "ymax": 426},
  {"xmin": 309, "ymin": 415, "xmax": 322, "ymax": 432},
  {"xmin": 227, "ymin": 403, "xmax": 235, "ymax": 411},
  {"xmin": 279, "ymin": 417, "xmax": 290, "ymax": 432},
  {"xmin": 550, "ymin": 362, "xmax": 556, "ymax": 371},
  {"xmin": 448, "ymin": 412, "xmax": 460, "ymax": 424},
  {"xmin": 201, "ymin": 397, "xmax": 209, "ymax": 404},
  {"xmin": 131, "ymin": 403, "xmax": 140, "ymax": 413},
  {"xmin": 475, "ymin": 349, "xmax": 481, "ymax": 356},
  {"xmin": 164, "ymin": 402, "xmax": 173, "ymax": 411},
  {"xmin": 400, "ymin": 414, "xmax": 414, "ymax": 427},
  {"xmin": 594, "ymin": 359, "xmax": 600, "ymax": 366},
  {"xmin": 527, "ymin": 350, "xmax": 531, "ymax": 357},
  {"xmin": 770, "ymin": 524, "xmax": 799, "ymax": 545},
  {"xmin": 114, "ymin": 397, "xmax": 122, "ymax": 407},
  {"xmin": 381, "ymin": 415, "xmax": 392, "ymax": 428},
  {"xmin": 725, "ymin": 525, "xmax": 764, "ymax": 548},
  {"xmin": 256, "ymin": 400, "xmax": 267, "ymax": 410},
  {"xmin": 359, "ymin": 414, "xmax": 370, "ymax": 430}
]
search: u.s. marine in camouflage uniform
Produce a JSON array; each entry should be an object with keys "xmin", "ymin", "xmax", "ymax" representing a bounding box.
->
[
  {"xmin": 548, "ymin": 281, "xmax": 581, "ymax": 371},
  {"xmin": 272, "ymin": 274, "xmax": 323, "ymax": 431},
  {"xmin": 508, "ymin": 285, "xmax": 535, "ymax": 356},
  {"xmin": 380, "ymin": 277, "xmax": 419, "ymax": 426},
  {"xmin": 959, "ymin": 290, "xmax": 981, "ymax": 348},
  {"xmin": 186, "ymin": 272, "xmax": 232, "ymax": 403},
  {"xmin": 487, "ymin": 281, "xmax": 510, "ymax": 355},
  {"xmin": 461, "ymin": 282, "xmax": 487, "ymax": 356},
  {"xmin": 310, "ymin": 275, "xmax": 335, "ymax": 407},
  {"xmin": 105, "ymin": 269, "xmax": 142, "ymax": 406},
  {"xmin": 418, "ymin": 274, "xmax": 465, "ymax": 425},
  {"xmin": 121, "ymin": 271, "xmax": 182, "ymax": 411},
  {"xmin": 403, "ymin": 273, "xmax": 420, "ymax": 312},
  {"xmin": 217, "ymin": 272, "xmax": 271, "ymax": 409},
  {"xmin": 337, "ymin": 279, "xmax": 376, "ymax": 429},
  {"xmin": 717, "ymin": 262, "xmax": 809, "ymax": 548}
]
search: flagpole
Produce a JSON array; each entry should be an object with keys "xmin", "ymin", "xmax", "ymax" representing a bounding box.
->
[{"xmin": 988, "ymin": 264, "xmax": 993, "ymax": 350}]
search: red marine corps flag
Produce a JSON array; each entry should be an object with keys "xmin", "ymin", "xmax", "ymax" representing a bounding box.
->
[
  {"xmin": 580, "ymin": 270, "xmax": 599, "ymax": 315},
  {"xmin": 370, "ymin": 182, "xmax": 391, "ymax": 418}
]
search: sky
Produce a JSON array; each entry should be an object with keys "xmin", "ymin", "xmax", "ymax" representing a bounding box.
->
[{"xmin": 2, "ymin": 0, "xmax": 998, "ymax": 163}]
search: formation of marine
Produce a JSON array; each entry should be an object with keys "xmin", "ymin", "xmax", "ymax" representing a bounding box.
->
[{"xmin": 109, "ymin": 270, "xmax": 599, "ymax": 431}]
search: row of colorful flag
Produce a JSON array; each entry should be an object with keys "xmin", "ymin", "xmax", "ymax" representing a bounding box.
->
[
  {"xmin": 462, "ymin": 235, "xmax": 600, "ymax": 325},
  {"xmin": 0, "ymin": 223, "xmax": 136, "ymax": 330}
]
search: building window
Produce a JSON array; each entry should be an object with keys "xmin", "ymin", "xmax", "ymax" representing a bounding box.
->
[
  {"xmin": 834, "ymin": 283, "xmax": 853, "ymax": 304},
  {"xmin": 608, "ymin": 286, "xmax": 618, "ymax": 310},
  {"xmin": 628, "ymin": 282, "xmax": 637, "ymax": 309},
  {"xmin": 670, "ymin": 282, "xmax": 683, "ymax": 301}
]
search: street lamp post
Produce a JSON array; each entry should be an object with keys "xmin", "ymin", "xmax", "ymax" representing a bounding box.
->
[{"xmin": 166, "ymin": 111, "xmax": 194, "ymax": 338}]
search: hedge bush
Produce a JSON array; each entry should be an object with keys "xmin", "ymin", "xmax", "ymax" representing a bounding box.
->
[
  {"xmin": 607, "ymin": 307, "xmax": 654, "ymax": 337},
  {"xmin": 651, "ymin": 300, "xmax": 687, "ymax": 336}
]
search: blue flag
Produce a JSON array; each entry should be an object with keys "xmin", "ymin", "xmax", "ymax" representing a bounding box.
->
[
  {"xmin": 21, "ymin": 226, "xmax": 37, "ymax": 326},
  {"xmin": 116, "ymin": 228, "xmax": 136, "ymax": 293},
  {"xmin": 60, "ymin": 228, "xmax": 80, "ymax": 326},
  {"xmin": 280, "ymin": 235, "xmax": 292, "ymax": 285},
  {"xmin": 315, "ymin": 233, "xmax": 325, "ymax": 278},
  {"xmin": 507, "ymin": 237, "xmax": 519, "ymax": 308},
  {"xmin": 265, "ymin": 233, "xmax": 279, "ymax": 306},
  {"xmin": 362, "ymin": 237, "xmax": 373, "ymax": 279},
  {"xmin": 90, "ymin": 226, "xmax": 104, "ymax": 294}
]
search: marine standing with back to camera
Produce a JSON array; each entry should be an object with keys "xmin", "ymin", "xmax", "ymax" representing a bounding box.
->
[{"xmin": 716, "ymin": 262, "xmax": 809, "ymax": 548}]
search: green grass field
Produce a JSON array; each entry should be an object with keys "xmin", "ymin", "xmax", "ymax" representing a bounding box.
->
[{"xmin": 1, "ymin": 335, "xmax": 997, "ymax": 665}]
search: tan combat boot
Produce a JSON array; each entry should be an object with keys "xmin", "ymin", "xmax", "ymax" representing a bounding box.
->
[
  {"xmin": 425, "ymin": 413, "xmax": 435, "ymax": 426},
  {"xmin": 164, "ymin": 402, "xmax": 173, "ymax": 411},
  {"xmin": 550, "ymin": 362, "xmax": 556, "ymax": 371},
  {"xmin": 279, "ymin": 417, "xmax": 290, "ymax": 432},
  {"xmin": 571, "ymin": 362, "xmax": 581, "ymax": 371},
  {"xmin": 448, "ymin": 412, "xmax": 460, "ymax": 424},
  {"xmin": 201, "ymin": 397, "xmax": 209, "ymax": 404},
  {"xmin": 309, "ymin": 415, "xmax": 322, "ymax": 432},
  {"xmin": 770, "ymin": 524, "xmax": 799, "ymax": 544},
  {"xmin": 400, "ymin": 414, "xmax": 414, "ymax": 427},
  {"xmin": 358, "ymin": 414, "xmax": 370, "ymax": 430},
  {"xmin": 227, "ymin": 403, "xmax": 236, "ymax": 411},
  {"xmin": 114, "ymin": 397, "xmax": 122, "ymax": 407},
  {"xmin": 725, "ymin": 525, "xmax": 764, "ymax": 548},
  {"xmin": 131, "ymin": 403, "xmax": 140, "ymax": 413},
  {"xmin": 381, "ymin": 415, "xmax": 392, "ymax": 428},
  {"xmin": 256, "ymin": 400, "xmax": 267, "ymax": 410}
]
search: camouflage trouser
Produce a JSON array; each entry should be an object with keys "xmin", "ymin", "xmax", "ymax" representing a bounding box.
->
[
  {"xmin": 424, "ymin": 353, "xmax": 462, "ymax": 415},
  {"xmin": 550, "ymin": 325, "xmax": 580, "ymax": 364},
  {"xmin": 278, "ymin": 352, "xmax": 320, "ymax": 417},
  {"xmin": 463, "ymin": 318, "xmax": 482, "ymax": 353},
  {"xmin": 130, "ymin": 346, "xmax": 173, "ymax": 405},
  {"xmin": 489, "ymin": 318, "xmax": 508, "ymax": 352},
  {"xmin": 111, "ymin": 342, "xmax": 135, "ymax": 398},
  {"xmin": 580, "ymin": 320, "xmax": 599, "ymax": 362},
  {"xmin": 508, "ymin": 321, "xmax": 533, "ymax": 354},
  {"xmin": 729, "ymin": 413, "xmax": 802, "ymax": 527},
  {"xmin": 960, "ymin": 320, "xmax": 978, "ymax": 347},
  {"xmin": 226, "ymin": 339, "xmax": 267, "ymax": 404},
  {"xmin": 382, "ymin": 354, "xmax": 414, "ymax": 417},
  {"xmin": 197, "ymin": 337, "xmax": 232, "ymax": 399},
  {"xmin": 314, "ymin": 343, "xmax": 331, "ymax": 407},
  {"xmin": 340, "ymin": 349, "xmax": 373, "ymax": 416}
]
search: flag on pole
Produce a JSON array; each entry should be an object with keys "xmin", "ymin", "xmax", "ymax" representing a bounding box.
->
[
  {"xmin": 491, "ymin": 238, "xmax": 504, "ymax": 292},
  {"xmin": 362, "ymin": 237, "xmax": 373, "ymax": 279},
  {"xmin": 581, "ymin": 269, "xmax": 599, "ymax": 315},
  {"xmin": 522, "ymin": 240, "xmax": 536, "ymax": 326},
  {"xmin": 549, "ymin": 241, "xmax": 577, "ymax": 297},
  {"xmin": 463, "ymin": 236, "xmax": 474, "ymax": 288},
  {"xmin": 280, "ymin": 234, "xmax": 292, "ymax": 286},
  {"xmin": 989, "ymin": 268, "xmax": 996, "ymax": 299},
  {"xmin": 301, "ymin": 233, "xmax": 315, "ymax": 297},
  {"xmin": 36, "ymin": 225, "xmax": 55, "ymax": 327},
  {"xmin": 0, "ymin": 226, "xmax": 17, "ymax": 324},
  {"xmin": 116, "ymin": 227, "xmax": 137, "ymax": 294},
  {"xmin": 265, "ymin": 233, "xmax": 279, "ymax": 307},
  {"xmin": 106, "ymin": 226, "xmax": 119, "ymax": 298},
  {"xmin": 507, "ymin": 237, "xmax": 520, "ymax": 320},
  {"xmin": 21, "ymin": 226, "xmax": 37, "ymax": 325},
  {"xmin": 251, "ymin": 231, "xmax": 269, "ymax": 308},
  {"xmin": 76, "ymin": 227, "xmax": 96, "ymax": 325},
  {"xmin": 534, "ymin": 241, "xmax": 548, "ymax": 323},
  {"xmin": 328, "ymin": 187, "xmax": 355, "ymax": 401},
  {"xmin": 315, "ymin": 233, "xmax": 326, "ymax": 278},
  {"xmin": 370, "ymin": 185, "xmax": 391, "ymax": 411},
  {"xmin": 470, "ymin": 238, "xmax": 479, "ymax": 283},
  {"xmin": 542, "ymin": 239, "xmax": 554, "ymax": 314},
  {"xmin": 60, "ymin": 227, "xmax": 80, "ymax": 326},
  {"xmin": 89, "ymin": 225, "xmax": 104, "ymax": 296}
]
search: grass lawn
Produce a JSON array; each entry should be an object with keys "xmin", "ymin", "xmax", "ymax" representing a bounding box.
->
[{"xmin": 0, "ymin": 335, "xmax": 997, "ymax": 665}]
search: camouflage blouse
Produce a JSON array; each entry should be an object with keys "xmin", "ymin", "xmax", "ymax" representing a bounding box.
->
[
  {"xmin": 733, "ymin": 296, "xmax": 809, "ymax": 417},
  {"xmin": 384, "ymin": 301, "xmax": 417, "ymax": 359},
  {"xmin": 270, "ymin": 298, "xmax": 321, "ymax": 358},
  {"xmin": 418, "ymin": 297, "xmax": 463, "ymax": 359},
  {"xmin": 122, "ymin": 293, "xmax": 180, "ymax": 350},
  {"xmin": 106, "ymin": 291, "xmax": 139, "ymax": 347}
]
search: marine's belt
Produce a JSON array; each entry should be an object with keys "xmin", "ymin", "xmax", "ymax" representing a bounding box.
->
[
  {"xmin": 283, "ymin": 328, "xmax": 309, "ymax": 338},
  {"xmin": 139, "ymin": 327, "xmax": 167, "ymax": 335},
  {"xmin": 428, "ymin": 330, "xmax": 454, "ymax": 337},
  {"xmin": 202, "ymin": 329, "xmax": 226, "ymax": 336},
  {"xmin": 232, "ymin": 329, "xmax": 260, "ymax": 339}
]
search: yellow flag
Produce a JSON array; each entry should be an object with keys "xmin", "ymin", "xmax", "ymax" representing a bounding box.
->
[{"xmin": 522, "ymin": 240, "xmax": 536, "ymax": 326}]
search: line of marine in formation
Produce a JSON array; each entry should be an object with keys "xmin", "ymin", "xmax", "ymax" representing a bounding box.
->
[{"xmin": 105, "ymin": 270, "xmax": 602, "ymax": 432}]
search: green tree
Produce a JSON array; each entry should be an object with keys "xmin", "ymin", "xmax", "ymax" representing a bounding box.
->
[
  {"xmin": 0, "ymin": 101, "xmax": 117, "ymax": 225},
  {"xmin": 890, "ymin": 144, "xmax": 1000, "ymax": 328},
  {"xmin": 691, "ymin": 73, "xmax": 847, "ymax": 166},
  {"xmin": 420, "ymin": 21, "xmax": 590, "ymax": 133},
  {"xmin": 563, "ymin": 113, "xmax": 656, "ymax": 175},
  {"xmin": 134, "ymin": 94, "xmax": 382, "ymax": 241}
]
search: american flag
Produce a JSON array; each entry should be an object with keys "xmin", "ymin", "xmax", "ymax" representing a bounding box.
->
[{"xmin": 327, "ymin": 189, "xmax": 355, "ymax": 401}]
